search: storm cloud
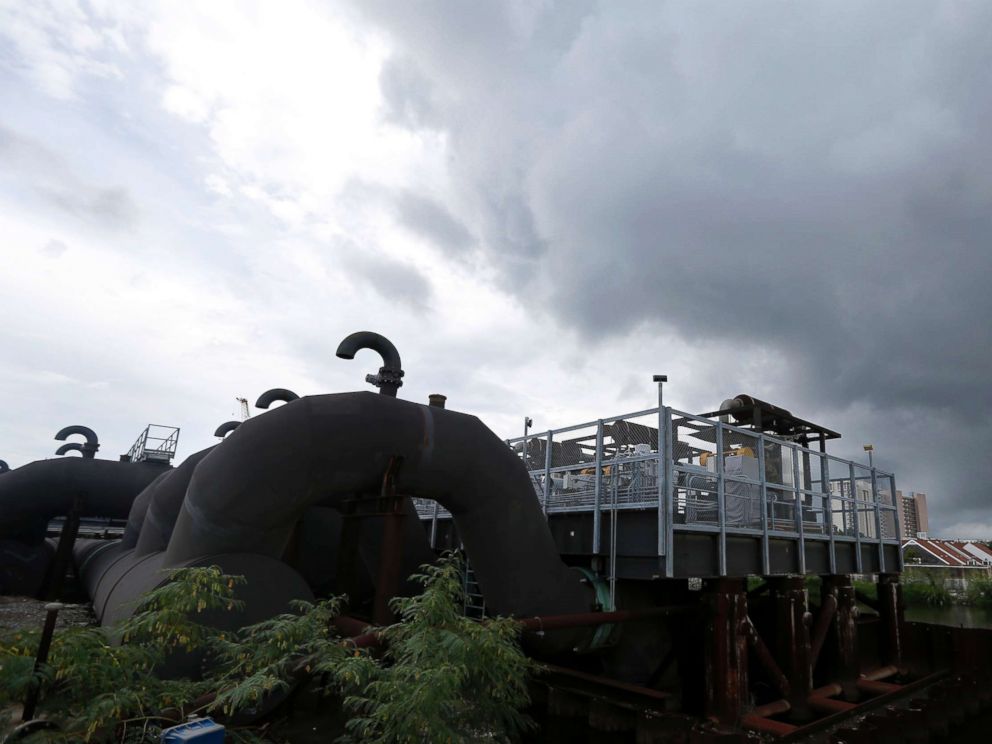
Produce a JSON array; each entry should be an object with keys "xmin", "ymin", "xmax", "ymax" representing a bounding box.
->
[{"xmin": 352, "ymin": 1, "xmax": 992, "ymax": 530}]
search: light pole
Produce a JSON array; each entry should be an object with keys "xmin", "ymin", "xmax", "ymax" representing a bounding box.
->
[
  {"xmin": 522, "ymin": 416, "xmax": 533, "ymax": 466},
  {"xmin": 653, "ymin": 374, "xmax": 668, "ymax": 410},
  {"xmin": 864, "ymin": 443, "xmax": 875, "ymax": 469}
]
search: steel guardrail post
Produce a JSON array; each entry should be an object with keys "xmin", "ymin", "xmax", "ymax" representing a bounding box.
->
[
  {"xmin": 849, "ymin": 462, "xmax": 863, "ymax": 574},
  {"xmin": 792, "ymin": 444, "xmax": 806, "ymax": 575},
  {"xmin": 716, "ymin": 423, "xmax": 727, "ymax": 576}
]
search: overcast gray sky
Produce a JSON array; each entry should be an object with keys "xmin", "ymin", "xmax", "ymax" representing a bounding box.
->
[{"xmin": 1, "ymin": 1, "xmax": 989, "ymax": 536}]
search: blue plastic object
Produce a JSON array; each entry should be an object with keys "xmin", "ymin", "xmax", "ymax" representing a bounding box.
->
[{"xmin": 160, "ymin": 717, "xmax": 225, "ymax": 743}]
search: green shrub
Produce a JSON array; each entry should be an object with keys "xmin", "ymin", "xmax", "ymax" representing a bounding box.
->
[
  {"xmin": 334, "ymin": 552, "xmax": 539, "ymax": 744},
  {"xmin": 965, "ymin": 576, "xmax": 992, "ymax": 607},
  {"xmin": 901, "ymin": 575, "xmax": 951, "ymax": 608}
]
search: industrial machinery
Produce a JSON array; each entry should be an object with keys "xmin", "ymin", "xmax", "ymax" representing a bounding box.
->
[{"xmin": 1, "ymin": 332, "xmax": 989, "ymax": 741}]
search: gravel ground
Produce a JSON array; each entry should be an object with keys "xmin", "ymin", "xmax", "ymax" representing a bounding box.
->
[{"xmin": 0, "ymin": 596, "xmax": 96, "ymax": 633}]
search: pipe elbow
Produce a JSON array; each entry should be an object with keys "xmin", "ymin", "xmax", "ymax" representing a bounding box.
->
[
  {"xmin": 55, "ymin": 443, "xmax": 85, "ymax": 457},
  {"xmin": 0, "ymin": 460, "xmax": 8, "ymax": 474},
  {"xmin": 214, "ymin": 421, "xmax": 241, "ymax": 439},
  {"xmin": 335, "ymin": 331, "xmax": 404, "ymax": 396},
  {"xmin": 255, "ymin": 388, "xmax": 300, "ymax": 409},
  {"xmin": 54, "ymin": 425, "xmax": 99, "ymax": 458}
]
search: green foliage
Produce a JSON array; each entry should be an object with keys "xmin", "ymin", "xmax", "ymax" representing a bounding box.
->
[
  {"xmin": 902, "ymin": 574, "xmax": 951, "ymax": 607},
  {"xmin": 336, "ymin": 552, "xmax": 539, "ymax": 744},
  {"xmin": 0, "ymin": 566, "xmax": 242, "ymax": 742},
  {"xmin": 209, "ymin": 596, "xmax": 349, "ymax": 717},
  {"xmin": 965, "ymin": 576, "xmax": 992, "ymax": 607}
]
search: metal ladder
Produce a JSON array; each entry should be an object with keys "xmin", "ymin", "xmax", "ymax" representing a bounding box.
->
[{"xmin": 462, "ymin": 562, "xmax": 487, "ymax": 619}]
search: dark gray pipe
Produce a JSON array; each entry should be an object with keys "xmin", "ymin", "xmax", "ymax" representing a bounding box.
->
[
  {"xmin": 0, "ymin": 459, "xmax": 169, "ymax": 542},
  {"xmin": 54, "ymin": 425, "xmax": 99, "ymax": 459},
  {"xmin": 133, "ymin": 447, "xmax": 215, "ymax": 556},
  {"xmin": 0, "ymin": 460, "xmax": 9, "ymax": 474},
  {"xmin": 165, "ymin": 392, "xmax": 591, "ymax": 620},
  {"xmin": 255, "ymin": 388, "xmax": 299, "ymax": 409},
  {"xmin": 336, "ymin": 332, "xmax": 404, "ymax": 397},
  {"xmin": 214, "ymin": 421, "xmax": 240, "ymax": 438},
  {"xmin": 55, "ymin": 443, "xmax": 85, "ymax": 457}
]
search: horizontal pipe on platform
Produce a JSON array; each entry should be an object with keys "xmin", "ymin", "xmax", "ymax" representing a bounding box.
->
[
  {"xmin": 741, "ymin": 714, "xmax": 798, "ymax": 736},
  {"xmin": 812, "ymin": 682, "xmax": 843, "ymax": 698},
  {"xmin": 540, "ymin": 663, "xmax": 672, "ymax": 704},
  {"xmin": 517, "ymin": 605, "xmax": 693, "ymax": 632}
]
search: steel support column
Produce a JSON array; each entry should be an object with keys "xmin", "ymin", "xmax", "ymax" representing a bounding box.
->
[
  {"xmin": 877, "ymin": 572, "xmax": 904, "ymax": 669},
  {"xmin": 373, "ymin": 457, "xmax": 405, "ymax": 625},
  {"xmin": 822, "ymin": 575, "xmax": 860, "ymax": 701},
  {"xmin": 702, "ymin": 577, "xmax": 748, "ymax": 729},
  {"xmin": 769, "ymin": 576, "xmax": 812, "ymax": 721}
]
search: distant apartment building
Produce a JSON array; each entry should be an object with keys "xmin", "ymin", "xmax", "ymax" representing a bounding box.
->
[{"xmin": 897, "ymin": 491, "xmax": 929, "ymax": 539}]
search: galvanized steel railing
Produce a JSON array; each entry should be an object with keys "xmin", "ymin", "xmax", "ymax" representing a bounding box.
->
[{"xmin": 413, "ymin": 406, "xmax": 900, "ymax": 577}]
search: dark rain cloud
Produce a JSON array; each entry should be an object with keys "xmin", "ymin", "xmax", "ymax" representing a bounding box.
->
[
  {"xmin": 350, "ymin": 0, "xmax": 992, "ymax": 532},
  {"xmin": 394, "ymin": 190, "xmax": 475, "ymax": 257},
  {"xmin": 341, "ymin": 245, "xmax": 434, "ymax": 313}
]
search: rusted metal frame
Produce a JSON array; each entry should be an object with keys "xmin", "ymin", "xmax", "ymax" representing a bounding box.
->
[
  {"xmin": 849, "ymin": 463, "xmax": 863, "ymax": 573},
  {"xmin": 822, "ymin": 575, "xmax": 860, "ymax": 701},
  {"xmin": 703, "ymin": 578, "xmax": 749, "ymax": 728},
  {"xmin": 372, "ymin": 456, "xmax": 405, "ymax": 626},
  {"xmin": 769, "ymin": 576, "xmax": 812, "ymax": 720},
  {"xmin": 791, "ymin": 446, "xmax": 806, "ymax": 574},
  {"xmin": 757, "ymin": 434, "xmax": 771, "ymax": 574},
  {"xmin": 715, "ymin": 424, "xmax": 727, "ymax": 576},
  {"xmin": 44, "ymin": 495, "xmax": 82, "ymax": 600},
  {"xmin": 876, "ymin": 573, "xmax": 904, "ymax": 668},
  {"xmin": 744, "ymin": 615, "xmax": 791, "ymax": 699},
  {"xmin": 810, "ymin": 592, "xmax": 838, "ymax": 669},
  {"xmin": 871, "ymin": 467, "xmax": 885, "ymax": 572},
  {"xmin": 539, "ymin": 662, "xmax": 672, "ymax": 705},
  {"xmin": 741, "ymin": 714, "xmax": 798, "ymax": 736},
  {"xmin": 777, "ymin": 671, "xmax": 948, "ymax": 743}
]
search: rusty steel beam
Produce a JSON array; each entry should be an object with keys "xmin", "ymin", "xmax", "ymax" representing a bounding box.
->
[
  {"xmin": 807, "ymin": 695, "xmax": 856, "ymax": 714},
  {"xmin": 809, "ymin": 592, "xmax": 837, "ymax": 670},
  {"xmin": 856, "ymin": 678, "xmax": 902, "ymax": 696},
  {"xmin": 822, "ymin": 575, "xmax": 860, "ymax": 701},
  {"xmin": 744, "ymin": 616, "xmax": 791, "ymax": 699},
  {"xmin": 769, "ymin": 576, "xmax": 812, "ymax": 721},
  {"xmin": 372, "ymin": 456, "xmax": 404, "ymax": 626},
  {"xmin": 741, "ymin": 714, "xmax": 798, "ymax": 736},
  {"xmin": 702, "ymin": 578, "xmax": 749, "ymax": 728},
  {"xmin": 877, "ymin": 573, "xmax": 904, "ymax": 669},
  {"xmin": 517, "ymin": 604, "xmax": 692, "ymax": 632}
]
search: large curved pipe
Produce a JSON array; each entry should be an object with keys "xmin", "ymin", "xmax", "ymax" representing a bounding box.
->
[
  {"xmin": 214, "ymin": 421, "xmax": 240, "ymax": 438},
  {"xmin": 0, "ymin": 458, "xmax": 169, "ymax": 543},
  {"xmin": 336, "ymin": 331, "xmax": 404, "ymax": 397},
  {"xmin": 55, "ymin": 443, "xmax": 85, "ymax": 457},
  {"xmin": 165, "ymin": 392, "xmax": 591, "ymax": 620},
  {"xmin": 0, "ymin": 460, "xmax": 9, "ymax": 474},
  {"xmin": 255, "ymin": 388, "xmax": 300, "ymax": 409},
  {"xmin": 54, "ymin": 425, "xmax": 99, "ymax": 459},
  {"xmin": 133, "ymin": 447, "xmax": 215, "ymax": 556}
]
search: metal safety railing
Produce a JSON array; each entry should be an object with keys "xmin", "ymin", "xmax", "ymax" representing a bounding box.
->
[
  {"xmin": 413, "ymin": 406, "xmax": 900, "ymax": 577},
  {"xmin": 126, "ymin": 424, "xmax": 180, "ymax": 464}
]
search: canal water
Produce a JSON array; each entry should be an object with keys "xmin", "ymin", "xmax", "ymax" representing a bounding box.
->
[{"xmin": 905, "ymin": 604, "xmax": 992, "ymax": 630}]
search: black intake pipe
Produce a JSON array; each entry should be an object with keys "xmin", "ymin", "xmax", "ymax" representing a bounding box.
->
[
  {"xmin": 255, "ymin": 388, "xmax": 300, "ymax": 409},
  {"xmin": 336, "ymin": 332, "xmax": 404, "ymax": 397},
  {"xmin": 54, "ymin": 425, "xmax": 99, "ymax": 459},
  {"xmin": 165, "ymin": 392, "xmax": 591, "ymax": 620},
  {"xmin": 0, "ymin": 458, "xmax": 170, "ymax": 543},
  {"xmin": 0, "ymin": 460, "xmax": 9, "ymax": 474},
  {"xmin": 213, "ymin": 421, "xmax": 240, "ymax": 438}
]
